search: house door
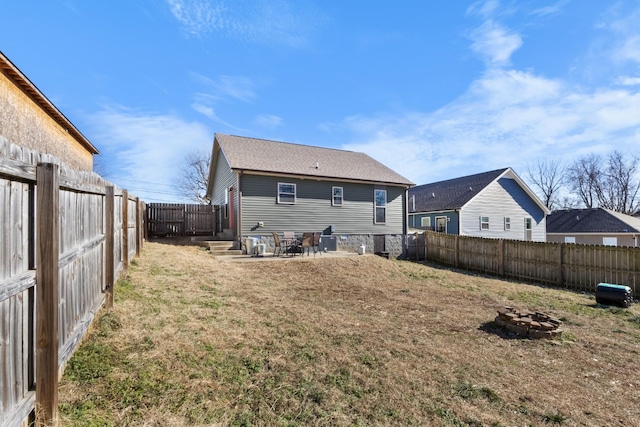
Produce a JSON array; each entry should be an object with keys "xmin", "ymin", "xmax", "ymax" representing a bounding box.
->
[
  {"xmin": 524, "ymin": 218, "xmax": 532, "ymax": 241},
  {"xmin": 435, "ymin": 217, "xmax": 447, "ymax": 233}
]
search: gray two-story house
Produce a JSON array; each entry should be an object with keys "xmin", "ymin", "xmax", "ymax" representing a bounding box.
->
[
  {"xmin": 408, "ymin": 168, "xmax": 549, "ymax": 242},
  {"xmin": 206, "ymin": 133, "xmax": 414, "ymax": 256}
]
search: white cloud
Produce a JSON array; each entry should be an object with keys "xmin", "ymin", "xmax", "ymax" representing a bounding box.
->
[
  {"xmin": 166, "ymin": 0, "xmax": 326, "ymax": 47},
  {"xmin": 255, "ymin": 114, "xmax": 283, "ymax": 129},
  {"xmin": 468, "ymin": 20, "xmax": 522, "ymax": 67},
  {"xmin": 88, "ymin": 106, "xmax": 213, "ymax": 202},
  {"xmin": 333, "ymin": 1, "xmax": 640, "ymax": 191}
]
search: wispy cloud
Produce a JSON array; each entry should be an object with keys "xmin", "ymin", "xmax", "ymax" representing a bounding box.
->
[
  {"xmin": 166, "ymin": 0, "xmax": 327, "ymax": 47},
  {"xmin": 255, "ymin": 114, "xmax": 283, "ymax": 129},
  {"xmin": 88, "ymin": 106, "xmax": 212, "ymax": 202},
  {"xmin": 336, "ymin": 1, "xmax": 640, "ymax": 189}
]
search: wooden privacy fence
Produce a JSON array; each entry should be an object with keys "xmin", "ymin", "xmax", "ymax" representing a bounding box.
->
[
  {"xmin": 147, "ymin": 203, "xmax": 215, "ymax": 237},
  {"xmin": 408, "ymin": 231, "xmax": 640, "ymax": 296},
  {"xmin": 0, "ymin": 139, "xmax": 144, "ymax": 427}
]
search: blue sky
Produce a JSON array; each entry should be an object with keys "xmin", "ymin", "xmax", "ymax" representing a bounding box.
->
[{"xmin": 1, "ymin": 0, "xmax": 640, "ymax": 203}]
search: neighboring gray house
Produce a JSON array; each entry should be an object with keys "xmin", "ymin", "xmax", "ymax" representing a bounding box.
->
[
  {"xmin": 408, "ymin": 168, "xmax": 549, "ymax": 241},
  {"xmin": 205, "ymin": 133, "xmax": 414, "ymax": 256},
  {"xmin": 547, "ymin": 208, "xmax": 640, "ymax": 247}
]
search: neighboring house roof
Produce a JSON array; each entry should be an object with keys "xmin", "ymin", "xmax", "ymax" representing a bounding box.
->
[
  {"xmin": 409, "ymin": 167, "xmax": 550, "ymax": 214},
  {"xmin": 409, "ymin": 168, "xmax": 508, "ymax": 212},
  {"xmin": 0, "ymin": 50, "xmax": 98, "ymax": 154},
  {"xmin": 547, "ymin": 208, "xmax": 640, "ymax": 234},
  {"xmin": 212, "ymin": 133, "xmax": 414, "ymax": 186}
]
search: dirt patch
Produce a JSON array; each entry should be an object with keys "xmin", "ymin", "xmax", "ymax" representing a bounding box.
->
[{"xmin": 59, "ymin": 242, "xmax": 640, "ymax": 426}]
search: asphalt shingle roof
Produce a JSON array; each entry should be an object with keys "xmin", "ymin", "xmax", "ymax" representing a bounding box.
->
[
  {"xmin": 546, "ymin": 208, "xmax": 640, "ymax": 233},
  {"xmin": 408, "ymin": 168, "xmax": 509, "ymax": 212},
  {"xmin": 215, "ymin": 133, "xmax": 414, "ymax": 186}
]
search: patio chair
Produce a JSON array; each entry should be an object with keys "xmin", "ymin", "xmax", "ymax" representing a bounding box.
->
[
  {"xmin": 272, "ymin": 232, "xmax": 283, "ymax": 256},
  {"xmin": 300, "ymin": 232, "xmax": 314, "ymax": 256},
  {"xmin": 283, "ymin": 231, "xmax": 298, "ymax": 255},
  {"xmin": 312, "ymin": 232, "xmax": 322, "ymax": 256}
]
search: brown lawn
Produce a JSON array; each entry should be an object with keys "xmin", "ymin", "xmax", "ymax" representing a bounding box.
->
[{"xmin": 59, "ymin": 241, "xmax": 640, "ymax": 426}]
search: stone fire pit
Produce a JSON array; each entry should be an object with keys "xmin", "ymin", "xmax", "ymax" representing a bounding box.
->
[{"xmin": 495, "ymin": 306, "xmax": 563, "ymax": 339}]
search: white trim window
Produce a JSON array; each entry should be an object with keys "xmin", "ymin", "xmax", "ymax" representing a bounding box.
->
[
  {"xmin": 435, "ymin": 216, "xmax": 447, "ymax": 233},
  {"xmin": 421, "ymin": 217, "xmax": 431, "ymax": 228},
  {"xmin": 504, "ymin": 217, "xmax": 511, "ymax": 231},
  {"xmin": 603, "ymin": 237, "xmax": 617, "ymax": 246},
  {"xmin": 332, "ymin": 186, "xmax": 343, "ymax": 206},
  {"xmin": 564, "ymin": 237, "xmax": 576, "ymax": 244},
  {"xmin": 480, "ymin": 216, "xmax": 489, "ymax": 230},
  {"xmin": 374, "ymin": 189, "xmax": 386, "ymax": 223},
  {"xmin": 277, "ymin": 182, "xmax": 296, "ymax": 204}
]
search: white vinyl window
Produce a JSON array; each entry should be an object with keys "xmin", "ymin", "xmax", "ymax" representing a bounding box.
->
[
  {"xmin": 504, "ymin": 217, "xmax": 511, "ymax": 231},
  {"xmin": 332, "ymin": 186, "xmax": 343, "ymax": 206},
  {"xmin": 603, "ymin": 237, "xmax": 617, "ymax": 246},
  {"xmin": 564, "ymin": 237, "xmax": 576, "ymax": 244},
  {"xmin": 374, "ymin": 189, "xmax": 386, "ymax": 223},
  {"xmin": 480, "ymin": 216, "xmax": 489, "ymax": 230},
  {"xmin": 421, "ymin": 217, "xmax": 431, "ymax": 228},
  {"xmin": 436, "ymin": 216, "xmax": 447, "ymax": 233},
  {"xmin": 277, "ymin": 183, "xmax": 296, "ymax": 204}
]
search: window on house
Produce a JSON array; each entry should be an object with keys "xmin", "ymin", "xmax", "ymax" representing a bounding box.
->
[
  {"xmin": 524, "ymin": 218, "xmax": 532, "ymax": 241},
  {"xmin": 436, "ymin": 216, "xmax": 447, "ymax": 233},
  {"xmin": 480, "ymin": 216, "xmax": 489, "ymax": 230},
  {"xmin": 603, "ymin": 237, "xmax": 617, "ymax": 246},
  {"xmin": 374, "ymin": 189, "xmax": 386, "ymax": 223},
  {"xmin": 421, "ymin": 217, "xmax": 431, "ymax": 228},
  {"xmin": 564, "ymin": 237, "xmax": 576, "ymax": 244},
  {"xmin": 332, "ymin": 186, "xmax": 343, "ymax": 206},
  {"xmin": 504, "ymin": 217, "xmax": 511, "ymax": 230},
  {"xmin": 278, "ymin": 183, "xmax": 296, "ymax": 204}
]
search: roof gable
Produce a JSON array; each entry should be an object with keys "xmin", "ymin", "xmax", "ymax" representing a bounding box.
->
[
  {"xmin": 212, "ymin": 133, "xmax": 413, "ymax": 186},
  {"xmin": 547, "ymin": 208, "xmax": 640, "ymax": 233}
]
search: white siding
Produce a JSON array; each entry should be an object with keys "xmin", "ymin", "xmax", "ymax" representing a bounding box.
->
[{"xmin": 460, "ymin": 177, "xmax": 546, "ymax": 241}]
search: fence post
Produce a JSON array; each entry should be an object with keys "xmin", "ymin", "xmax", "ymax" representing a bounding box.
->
[
  {"xmin": 558, "ymin": 243, "xmax": 564, "ymax": 287},
  {"xmin": 454, "ymin": 235, "xmax": 459, "ymax": 268},
  {"xmin": 497, "ymin": 239, "xmax": 505, "ymax": 277},
  {"xmin": 35, "ymin": 163, "xmax": 60, "ymax": 425},
  {"xmin": 136, "ymin": 197, "xmax": 142, "ymax": 257},
  {"xmin": 122, "ymin": 190, "xmax": 129, "ymax": 270},
  {"xmin": 105, "ymin": 186, "xmax": 115, "ymax": 309}
]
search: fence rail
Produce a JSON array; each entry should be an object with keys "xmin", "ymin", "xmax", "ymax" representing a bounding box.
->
[
  {"xmin": 407, "ymin": 231, "xmax": 640, "ymax": 296},
  {"xmin": 0, "ymin": 138, "xmax": 144, "ymax": 426}
]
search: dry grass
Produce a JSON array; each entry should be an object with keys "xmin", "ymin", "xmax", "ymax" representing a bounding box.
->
[{"xmin": 59, "ymin": 241, "xmax": 640, "ymax": 426}]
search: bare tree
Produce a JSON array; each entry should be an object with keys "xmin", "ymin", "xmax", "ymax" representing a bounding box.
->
[
  {"xmin": 565, "ymin": 151, "xmax": 640, "ymax": 213},
  {"xmin": 566, "ymin": 154, "xmax": 601, "ymax": 208},
  {"xmin": 527, "ymin": 159, "xmax": 565, "ymax": 210},
  {"xmin": 177, "ymin": 149, "xmax": 211, "ymax": 204}
]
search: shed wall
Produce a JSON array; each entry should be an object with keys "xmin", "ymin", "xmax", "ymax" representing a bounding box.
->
[{"xmin": 0, "ymin": 72, "xmax": 93, "ymax": 171}]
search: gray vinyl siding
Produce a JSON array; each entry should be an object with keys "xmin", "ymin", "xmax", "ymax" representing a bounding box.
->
[
  {"xmin": 460, "ymin": 177, "xmax": 546, "ymax": 241},
  {"xmin": 240, "ymin": 174, "xmax": 405, "ymax": 236},
  {"xmin": 211, "ymin": 151, "xmax": 238, "ymax": 229}
]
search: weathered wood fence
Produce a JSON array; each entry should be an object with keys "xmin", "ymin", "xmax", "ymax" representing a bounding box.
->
[
  {"xmin": 408, "ymin": 231, "xmax": 640, "ymax": 296},
  {"xmin": 0, "ymin": 138, "xmax": 144, "ymax": 426},
  {"xmin": 147, "ymin": 203, "xmax": 215, "ymax": 237}
]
